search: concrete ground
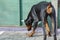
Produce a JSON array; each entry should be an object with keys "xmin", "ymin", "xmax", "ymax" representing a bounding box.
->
[
  {"xmin": 0, "ymin": 26, "xmax": 60, "ymax": 40},
  {"xmin": 0, "ymin": 31, "xmax": 60, "ymax": 40}
]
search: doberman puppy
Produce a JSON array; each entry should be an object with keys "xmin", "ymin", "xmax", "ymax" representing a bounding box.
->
[{"xmin": 24, "ymin": 1, "xmax": 57, "ymax": 40}]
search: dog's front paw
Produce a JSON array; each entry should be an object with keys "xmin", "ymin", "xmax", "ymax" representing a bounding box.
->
[
  {"xmin": 48, "ymin": 31, "xmax": 51, "ymax": 36},
  {"xmin": 44, "ymin": 35, "xmax": 47, "ymax": 40},
  {"xmin": 27, "ymin": 33, "xmax": 33, "ymax": 37},
  {"xmin": 54, "ymin": 35, "xmax": 57, "ymax": 40},
  {"xmin": 26, "ymin": 31, "xmax": 35, "ymax": 37}
]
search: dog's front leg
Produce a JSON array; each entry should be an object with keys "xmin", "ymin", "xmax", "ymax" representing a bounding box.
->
[
  {"xmin": 27, "ymin": 6, "xmax": 39, "ymax": 37},
  {"xmin": 27, "ymin": 29, "xmax": 35, "ymax": 37},
  {"xmin": 27, "ymin": 20, "xmax": 38, "ymax": 37},
  {"xmin": 41, "ymin": 19, "xmax": 47, "ymax": 40},
  {"xmin": 44, "ymin": 21, "xmax": 51, "ymax": 36},
  {"xmin": 43, "ymin": 21, "xmax": 47, "ymax": 40}
]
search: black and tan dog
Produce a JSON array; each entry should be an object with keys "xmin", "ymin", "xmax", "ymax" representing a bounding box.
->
[{"xmin": 24, "ymin": 1, "xmax": 57, "ymax": 40}]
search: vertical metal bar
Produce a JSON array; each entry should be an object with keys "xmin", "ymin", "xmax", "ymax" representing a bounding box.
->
[
  {"xmin": 58, "ymin": 0, "xmax": 59, "ymax": 28},
  {"xmin": 20, "ymin": 0, "xmax": 23, "ymax": 26},
  {"xmin": 58, "ymin": 8, "xmax": 59, "ymax": 28}
]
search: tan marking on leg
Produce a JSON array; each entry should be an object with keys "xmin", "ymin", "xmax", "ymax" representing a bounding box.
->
[
  {"xmin": 45, "ymin": 23, "xmax": 50, "ymax": 32},
  {"xmin": 27, "ymin": 29, "xmax": 35, "ymax": 37},
  {"xmin": 45, "ymin": 22, "xmax": 50, "ymax": 35}
]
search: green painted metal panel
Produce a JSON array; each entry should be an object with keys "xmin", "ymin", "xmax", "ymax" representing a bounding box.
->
[
  {"xmin": 58, "ymin": 8, "xmax": 60, "ymax": 28},
  {"xmin": 46, "ymin": 0, "xmax": 51, "ymax": 2},
  {"xmin": 0, "ymin": 0, "xmax": 20, "ymax": 26}
]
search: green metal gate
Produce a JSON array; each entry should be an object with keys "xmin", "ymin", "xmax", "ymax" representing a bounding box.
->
[{"xmin": 0, "ymin": 0, "xmax": 20, "ymax": 26}]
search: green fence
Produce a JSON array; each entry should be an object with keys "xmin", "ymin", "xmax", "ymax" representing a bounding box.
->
[
  {"xmin": 0, "ymin": 0, "xmax": 20, "ymax": 26},
  {"xmin": 58, "ymin": 7, "xmax": 60, "ymax": 28}
]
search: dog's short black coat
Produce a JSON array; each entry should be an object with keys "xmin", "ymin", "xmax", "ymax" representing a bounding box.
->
[{"xmin": 24, "ymin": 1, "xmax": 56, "ymax": 38}]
